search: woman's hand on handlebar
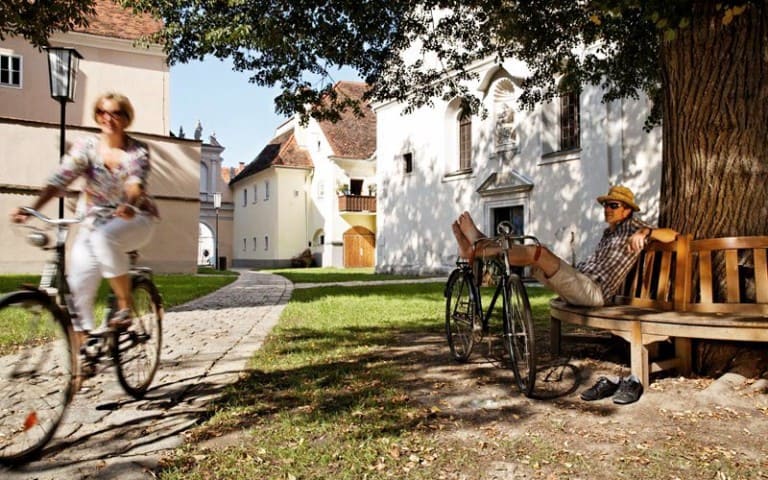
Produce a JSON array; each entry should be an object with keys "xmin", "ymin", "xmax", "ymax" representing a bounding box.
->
[
  {"xmin": 9, "ymin": 207, "xmax": 31, "ymax": 224},
  {"xmin": 114, "ymin": 203, "xmax": 137, "ymax": 219}
]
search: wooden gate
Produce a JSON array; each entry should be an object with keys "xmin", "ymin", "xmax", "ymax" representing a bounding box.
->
[{"xmin": 343, "ymin": 226, "xmax": 375, "ymax": 267}]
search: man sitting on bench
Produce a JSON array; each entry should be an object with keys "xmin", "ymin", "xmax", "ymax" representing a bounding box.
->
[{"xmin": 451, "ymin": 185, "xmax": 679, "ymax": 403}]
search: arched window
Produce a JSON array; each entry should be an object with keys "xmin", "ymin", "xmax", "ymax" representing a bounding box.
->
[
  {"xmin": 458, "ymin": 114, "xmax": 472, "ymax": 170},
  {"xmin": 541, "ymin": 85, "xmax": 581, "ymax": 155},
  {"xmin": 560, "ymin": 90, "xmax": 580, "ymax": 150},
  {"xmin": 444, "ymin": 97, "xmax": 474, "ymax": 174}
]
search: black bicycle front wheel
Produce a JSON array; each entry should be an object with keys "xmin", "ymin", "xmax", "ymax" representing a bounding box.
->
[
  {"xmin": 502, "ymin": 274, "xmax": 536, "ymax": 396},
  {"xmin": 0, "ymin": 290, "xmax": 75, "ymax": 465},
  {"xmin": 114, "ymin": 277, "xmax": 163, "ymax": 398},
  {"xmin": 445, "ymin": 269, "xmax": 480, "ymax": 362}
]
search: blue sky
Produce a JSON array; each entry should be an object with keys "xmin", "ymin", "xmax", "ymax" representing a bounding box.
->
[
  {"xmin": 170, "ymin": 57, "xmax": 287, "ymax": 167},
  {"xmin": 170, "ymin": 57, "xmax": 360, "ymax": 168}
]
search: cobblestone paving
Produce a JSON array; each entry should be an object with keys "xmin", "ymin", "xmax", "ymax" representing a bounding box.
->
[{"xmin": 2, "ymin": 270, "xmax": 292, "ymax": 480}]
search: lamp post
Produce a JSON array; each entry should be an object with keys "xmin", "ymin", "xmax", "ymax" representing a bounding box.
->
[
  {"xmin": 44, "ymin": 47, "xmax": 83, "ymax": 219},
  {"xmin": 213, "ymin": 192, "xmax": 222, "ymax": 270}
]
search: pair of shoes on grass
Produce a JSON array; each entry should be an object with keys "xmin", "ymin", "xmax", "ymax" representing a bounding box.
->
[{"xmin": 580, "ymin": 375, "xmax": 643, "ymax": 404}]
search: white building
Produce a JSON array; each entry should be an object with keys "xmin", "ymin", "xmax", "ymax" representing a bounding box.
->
[
  {"xmin": 374, "ymin": 59, "xmax": 662, "ymax": 274},
  {"xmin": 230, "ymin": 81, "xmax": 377, "ymax": 268}
]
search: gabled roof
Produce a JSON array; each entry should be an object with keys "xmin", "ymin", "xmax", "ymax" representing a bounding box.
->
[
  {"xmin": 318, "ymin": 81, "xmax": 376, "ymax": 159},
  {"xmin": 231, "ymin": 129, "xmax": 313, "ymax": 184},
  {"xmin": 74, "ymin": 0, "xmax": 163, "ymax": 41}
]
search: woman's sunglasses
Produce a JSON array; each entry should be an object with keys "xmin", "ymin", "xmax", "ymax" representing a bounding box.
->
[
  {"xmin": 601, "ymin": 201, "xmax": 624, "ymax": 210},
  {"xmin": 96, "ymin": 108, "xmax": 126, "ymax": 120}
]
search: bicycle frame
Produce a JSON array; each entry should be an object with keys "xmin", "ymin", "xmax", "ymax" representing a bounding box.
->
[{"xmin": 473, "ymin": 232, "xmax": 539, "ymax": 333}]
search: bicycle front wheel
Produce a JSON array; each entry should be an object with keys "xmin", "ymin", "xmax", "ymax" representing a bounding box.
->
[
  {"xmin": 0, "ymin": 290, "xmax": 75, "ymax": 465},
  {"xmin": 445, "ymin": 269, "xmax": 480, "ymax": 362},
  {"xmin": 502, "ymin": 274, "xmax": 536, "ymax": 396},
  {"xmin": 114, "ymin": 277, "xmax": 162, "ymax": 398}
]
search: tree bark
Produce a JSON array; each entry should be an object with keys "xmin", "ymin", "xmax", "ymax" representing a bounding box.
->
[
  {"xmin": 659, "ymin": 2, "xmax": 768, "ymax": 375},
  {"xmin": 659, "ymin": 2, "xmax": 768, "ymax": 237}
]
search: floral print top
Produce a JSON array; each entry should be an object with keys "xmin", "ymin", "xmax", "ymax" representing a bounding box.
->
[{"xmin": 47, "ymin": 134, "xmax": 158, "ymax": 217}]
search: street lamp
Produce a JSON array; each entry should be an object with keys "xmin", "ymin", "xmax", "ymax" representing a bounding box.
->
[
  {"xmin": 213, "ymin": 192, "xmax": 222, "ymax": 270},
  {"xmin": 44, "ymin": 46, "xmax": 83, "ymax": 219}
]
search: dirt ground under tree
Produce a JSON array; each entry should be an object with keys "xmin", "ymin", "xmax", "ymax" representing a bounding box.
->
[{"xmin": 394, "ymin": 330, "xmax": 768, "ymax": 479}]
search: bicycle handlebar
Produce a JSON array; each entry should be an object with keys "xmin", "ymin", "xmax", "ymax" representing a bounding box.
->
[
  {"xmin": 19, "ymin": 204, "xmax": 140, "ymax": 226},
  {"xmin": 19, "ymin": 207, "xmax": 82, "ymax": 226}
]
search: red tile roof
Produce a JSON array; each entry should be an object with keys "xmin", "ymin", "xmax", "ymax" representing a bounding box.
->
[
  {"xmin": 231, "ymin": 130, "xmax": 313, "ymax": 184},
  {"xmin": 318, "ymin": 81, "xmax": 376, "ymax": 159},
  {"xmin": 221, "ymin": 163, "xmax": 245, "ymax": 184},
  {"xmin": 75, "ymin": 0, "xmax": 163, "ymax": 41}
]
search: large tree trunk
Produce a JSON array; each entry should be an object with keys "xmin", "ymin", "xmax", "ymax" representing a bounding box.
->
[{"xmin": 659, "ymin": 2, "xmax": 768, "ymax": 376}]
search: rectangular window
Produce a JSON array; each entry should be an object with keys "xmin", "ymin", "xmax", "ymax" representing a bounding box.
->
[
  {"xmin": 242, "ymin": 189, "xmax": 248, "ymax": 206},
  {"xmin": 265, "ymin": 181, "xmax": 270, "ymax": 200},
  {"xmin": 252, "ymin": 237, "xmax": 257, "ymax": 250},
  {"xmin": 560, "ymin": 92, "xmax": 580, "ymax": 150},
  {"xmin": 242, "ymin": 238, "xmax": 246, "ymax": 251},
  {"xmin": 253, "ymin": 186, "xmax": 257, "ymax": 203},
  {"xmin": 459, "ymin": 116, "xmax": 472, "ymax": 170},
  {"xmin": 264, "ymin": 235, "xmax": 269, "ymax": 251},
  {"xmin": 403, "ymin": 152, "xmax": 413, "ymax": 174},
  {"xmin": 0, "ymin": 54, "xmax": 22, "ymax": 87}
]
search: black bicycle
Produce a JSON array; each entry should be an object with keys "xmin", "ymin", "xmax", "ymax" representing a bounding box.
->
[
  {"xmin": 0, "ymin": 206, "xmax": 163, "ymax": 464},
  {"xmin": 444, "ymin": 221, "xmax": 537, "ymax": 396}
]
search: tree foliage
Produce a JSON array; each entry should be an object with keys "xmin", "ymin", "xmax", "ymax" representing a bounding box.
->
[
  {"xmin": 4, "ymin": 0, "xmax": 755, "ymax": 124},
  {"xmin": 0, "ymin": 0, "xmax": 95, "ymax": 48},
  {"xmin": 118, "ymin": 0, "xmax": 755, "ymax": 124}
]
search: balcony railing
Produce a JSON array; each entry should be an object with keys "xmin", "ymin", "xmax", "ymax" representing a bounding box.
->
[{"xmin": 338, "ymin": 194, "xmax": 376, "ymax": 213}]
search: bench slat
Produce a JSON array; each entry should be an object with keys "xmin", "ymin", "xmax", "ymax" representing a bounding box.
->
[
  {"xmin": 698, "ymin": 252, "xmax": 713, "ymax": 303},
  {"xmin": 657, "ymin": 250, "xmax": 672, "ymax": 302},
  {"xmin": 756, "ymin": 248, "xmax": 768, "ymax": 303},
  {"xmin": 692, "ymin": 236, "xmax": 768, "ymax": 250},
  {"xmin": 725, "ymin": 249, "xmax": 740, "ymax": 302}
]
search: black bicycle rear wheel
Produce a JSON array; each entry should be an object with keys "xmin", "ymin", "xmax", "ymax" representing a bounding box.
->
[
  {"xmin": 114, "ymin": 277, "xmax": 162, "ymax": 398},
  {"xmin": 502, "ymin": 274, "xmax": 536, "ymax": 396},
  {"xmin": 445, "ymin": 269, "xmax": 480, "ymax": 362},
  {"xmin": 0, "ymin": 290, "xmax": 75, "ymax": 465}
]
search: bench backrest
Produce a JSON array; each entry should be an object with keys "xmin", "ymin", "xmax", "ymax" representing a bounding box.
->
[
  {"xmin": 615, "ymin": 234, "xmax": 691, "ymax": 310},
  {"xmin": 688, "ymin": 236, "xmax": 768, "ymax": 314}
]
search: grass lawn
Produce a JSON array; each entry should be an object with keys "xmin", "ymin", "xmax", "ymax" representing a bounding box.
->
[{"xmin": 159, "ymin": 279, "xmax": 555, "ymax": 479}]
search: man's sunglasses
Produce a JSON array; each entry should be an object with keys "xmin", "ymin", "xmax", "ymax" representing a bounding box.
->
[{"xmin": 601, "ymin": 201, "xmax": 624, "ymax": 210}]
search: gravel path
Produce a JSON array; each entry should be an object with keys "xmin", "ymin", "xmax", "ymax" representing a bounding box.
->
[{"xmin": 2, "ymin": 270, "xmax": 292, "ymax": 480}]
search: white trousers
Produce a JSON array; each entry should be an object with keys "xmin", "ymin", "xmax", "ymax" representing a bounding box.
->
[{"xmin": 68, "ymin": 214, "xmax": 156, "ymax": 331}]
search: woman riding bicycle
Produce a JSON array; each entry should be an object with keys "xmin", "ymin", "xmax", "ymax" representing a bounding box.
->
[{"xmin": 10, "ymin": 92, "xmax": 159, "ymax": 350}]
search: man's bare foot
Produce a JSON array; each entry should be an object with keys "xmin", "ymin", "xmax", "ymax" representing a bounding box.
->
[
  {"xmin": 457, "ymin": 211, "xmax": 485, "ymax": 243},
  {"xmin": 452, "ymin": 221, "xmax": 474, "ymax": 259}
]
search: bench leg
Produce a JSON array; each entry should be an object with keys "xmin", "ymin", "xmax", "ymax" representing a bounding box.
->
[
  {"xmin": 630, "ymin": 323, "xmax": 650, "ymax": 387},
  {"xmin": 675, "ymin": 337, "xmax": 692, "ymax": 376},
  {"xmin": 550, "ymin": 317, "xmax": 562, "ymax": 355}
]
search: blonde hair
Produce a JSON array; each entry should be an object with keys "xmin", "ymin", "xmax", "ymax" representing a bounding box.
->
[{"xmin": 93, "ymin": 92, "xmax": 135, "ymax": 127}]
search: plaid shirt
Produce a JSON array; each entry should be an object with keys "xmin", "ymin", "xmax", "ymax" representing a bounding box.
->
[{"xmin": 576, "ymin": 217, "xmax": 650, "ymax": 301}]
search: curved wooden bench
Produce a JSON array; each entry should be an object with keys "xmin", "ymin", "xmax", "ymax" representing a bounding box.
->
[{"xmin": 550, "ymin": 235, "xmax": 768, "ymax": 386}]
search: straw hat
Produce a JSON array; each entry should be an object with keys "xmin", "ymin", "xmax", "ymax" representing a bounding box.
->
[{"xmin": 596, "ymin": 185, "xmax": 640, "ymax": 212}]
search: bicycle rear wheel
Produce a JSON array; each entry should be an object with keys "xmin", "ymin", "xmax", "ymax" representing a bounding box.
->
[
  {"xmin": 0, "ymin": 290, "xmax": 75, "ymax": 464},
  {"xmin": 445, "ymin": 269, "xmax": 480, "ymax": 362},
  {"xmin": 114, "ymin": 277, "xmax": 162, "ymax": 398},
  {"xmin": 502, "ymin": 274, "xmax": 536, "ymax": 396}
]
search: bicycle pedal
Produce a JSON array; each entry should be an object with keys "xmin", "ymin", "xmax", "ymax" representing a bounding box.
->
[{"xmin": 81, "ymin": 361, "xmax": 98, "ymax": 378}]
